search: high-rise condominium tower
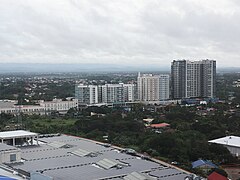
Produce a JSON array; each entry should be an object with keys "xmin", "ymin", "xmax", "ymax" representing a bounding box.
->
[
  {"xmin": 171, "ymin": 59, "xmax": 216, "ymax": 99},
  {"xmin": 138, "ymin": 73, "xmax": 169, "ymax": 101}
]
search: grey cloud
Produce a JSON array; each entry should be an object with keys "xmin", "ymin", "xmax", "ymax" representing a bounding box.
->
[{"xmin": 0, "ymin": 0, "xmax": 240, "ymax": 66}]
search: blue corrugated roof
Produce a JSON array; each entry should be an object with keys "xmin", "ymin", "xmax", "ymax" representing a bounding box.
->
[
  {"xmin": 0, "ymin": 176, "xmax": 17, "ymax": 180},
  {"xmin": 192, "ymin": 159, "xmax": 217, "ymax": 168}
]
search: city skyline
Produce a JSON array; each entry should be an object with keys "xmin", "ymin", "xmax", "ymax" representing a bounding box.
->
[{"xmin": 1, "ymin": 0, "xmax": 240, "ymax": 67}]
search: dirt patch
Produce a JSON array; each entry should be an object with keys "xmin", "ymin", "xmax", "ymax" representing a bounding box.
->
[{"xmin": 223, "ymin": 166, "xmax": 240, "ymax": 180}]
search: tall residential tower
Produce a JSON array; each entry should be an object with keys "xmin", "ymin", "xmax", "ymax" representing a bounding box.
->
[{"xmin": 171, "ymin": 59, "xmax": 216, "ymax": 99}]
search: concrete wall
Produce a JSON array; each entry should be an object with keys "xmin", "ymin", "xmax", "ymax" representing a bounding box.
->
[
  {"xmin": 226, "ymin": 145, "xmax": 240, "ymax": 157},
  {"xmin": 0, "ymin": 150, "xmax": 21, "ymax": 164}
]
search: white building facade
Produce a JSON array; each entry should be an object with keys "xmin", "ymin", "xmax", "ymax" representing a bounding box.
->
[
  {"xmin": 0, "ymin": 99, "xmax": 78, "ymax": 115},
  {"xmin": 0, "ymin": 144, "xmax": 21, "ymax": 164},
  {"xmin": 75, "ymin": 83, "xmax": 136, "ymax": 105},
  {"xmin": 75, "ymin": 84, "xmax": 99, "ymax": 105},
  {"xmin": 137, "ymin": 73, "xmax": 169, "ymax": 101},
  {"xmin": 39, "ymin": 98, "xmax": 78, "ymax": 113}
]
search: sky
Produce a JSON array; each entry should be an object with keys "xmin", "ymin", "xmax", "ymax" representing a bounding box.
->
[{"xmin": 0, "ymin": 0, "xmax": 240, "ymax": 67}]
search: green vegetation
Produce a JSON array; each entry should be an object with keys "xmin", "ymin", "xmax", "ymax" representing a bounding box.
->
[{"xmin": 1, "ymin": 103, "xmax": 239, "ymax": 174}]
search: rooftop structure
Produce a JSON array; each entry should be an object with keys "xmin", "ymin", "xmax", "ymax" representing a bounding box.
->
[
  {"xmin": 0, "ymin": 130, "xmax": 38, "ymax": 146},
  {"xmin": 0, "ymin": 133, "xmax": 191, "ymax": 180},
  {"xmin": 124, "ymin": 171, "xmax": 155, "ymax": 180},
  {"xmin": 0, "ymin": 143, "xmax": 21, "ymax": 164},
  {"xmin": 143, "ymin": 118, "xmax": 154, "ymax": 124}
]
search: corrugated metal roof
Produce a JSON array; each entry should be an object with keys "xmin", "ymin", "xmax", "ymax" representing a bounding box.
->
[
  {"xmin": 192, "ymin": 159, "xmax": 217, "ymax": 169},
  {"xmin": 7, "ymin": 134, "xmax": 191, "ymax": 180},
  {"xmin": 209, "ymin": 136, "xmax": 240, "ymax": 148}
]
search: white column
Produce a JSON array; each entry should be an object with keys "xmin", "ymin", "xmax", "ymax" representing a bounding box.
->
[
  {"xmin": 13, "ymin": 138, "xmax": 15, "ymax": 146},
  {"xmin": 36, "ymin": 135, "xmax": 39, "ymax": 145}
]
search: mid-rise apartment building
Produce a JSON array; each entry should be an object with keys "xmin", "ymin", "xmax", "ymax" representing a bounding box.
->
[
  {"xmin": 171, "ymin": 59, "xmax": 216, "ymax": 99},
  {"xmin": 75, "ymin": 85, "xmax": 98, "ymax": 104},
  {"xmin": 75, "ymin": 83, "xmax": 135, "ymax": 105},
  {"xmin": 137, "ymin": 73, "xmax": 170, "ymax": 101}
]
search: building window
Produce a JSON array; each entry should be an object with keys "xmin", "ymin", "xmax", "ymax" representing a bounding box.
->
[{"xmin": 10, "ymin": 154, "xmax": 16, "ymax": 162}]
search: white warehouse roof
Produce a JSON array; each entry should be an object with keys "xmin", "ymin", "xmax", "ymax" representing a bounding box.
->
[
  {"xmin": 0, "ymin": 130, "xmax": 38, "ymax": 139},
  {"xmin": 209, "ymin": 136, "xmax": 240, "ymax": 148}
]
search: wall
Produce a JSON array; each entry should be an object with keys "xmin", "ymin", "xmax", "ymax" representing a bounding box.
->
[{"xmin": 0, "ymin": 149, "xmax": 21, "ymax": 164}]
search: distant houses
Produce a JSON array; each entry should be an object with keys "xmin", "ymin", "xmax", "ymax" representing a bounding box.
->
[
  {"xmin": 207, "ymin": 171, "xmax": 228, "ymax": 180},
  {"xmin": 150, "ymin": 123, "xmax": 170, "ymax": 129},
  {"xmin": 192, "ymin": 159, "xmax": 218, "ymax": 170},
  {"xmin": 143, "ymin": 118, "xmax": 171, "ymax": 133}
]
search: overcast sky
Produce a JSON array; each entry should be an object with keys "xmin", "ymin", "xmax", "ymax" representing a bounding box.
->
[{"xmin": 0, "ymin": 0, "xmax": 240, "ymax": 67}]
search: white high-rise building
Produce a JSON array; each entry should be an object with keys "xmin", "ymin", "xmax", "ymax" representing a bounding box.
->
[
  {"xmin": 75, "ymin": 84, "xmax": 98, "ymax": 104},
  {"xmin": 100, "ymin": 84, "xmax": 124, "ymax": 103},
  {"xmin": 137, "ymin": 73, "xmax": 169, "ymax": 101},
  {"xmin": 123, "ymin": 84, "xmax": 135, "ymax": 102}
]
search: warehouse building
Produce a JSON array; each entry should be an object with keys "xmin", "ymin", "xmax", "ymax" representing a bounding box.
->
[{"xmin": 0, "ymin": 130, "xmax": 196, "ymax": 180}]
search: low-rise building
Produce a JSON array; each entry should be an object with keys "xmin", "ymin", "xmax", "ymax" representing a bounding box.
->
[
  {"xmin": 192, "ymin": 159, "xmax": 217, "ymax": 170},
  {"xmin": 39, "ymin": 98, "xmax": 78, "ymax": 113},
  {"xmin": 207, "ymin": 171, "xmax": 228, "ymax": 180},
  {"xmin": 233, "ymin": 79, "xmax": 240, "ymax": 87},
  {"xmin": 150, "ymin": 123, "xmax": 170, "ymax": 129},
  {"xmin": 0, "ymin": 104, "xmax": 45, "ymax": 115},
  {"xmin": 0, "ymin": 98, "xmax": 78, "ymax": 115},
  {"xmin": 209, "ymin": 136, "xmax": 240, "ymax": 157}
]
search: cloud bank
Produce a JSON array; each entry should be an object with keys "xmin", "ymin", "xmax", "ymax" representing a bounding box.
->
[{"xmin": 0, "ymin": 0, "xmax": 240, "ymax": 67}]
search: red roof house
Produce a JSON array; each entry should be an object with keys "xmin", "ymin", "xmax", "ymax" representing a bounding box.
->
[
  {"xmin": 208, "ymin": 172, "xmax": 228, "ymax": 180},
  {"xmin": 150, "ymin": 123, "xmax": 170, "ymax": 128}
]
